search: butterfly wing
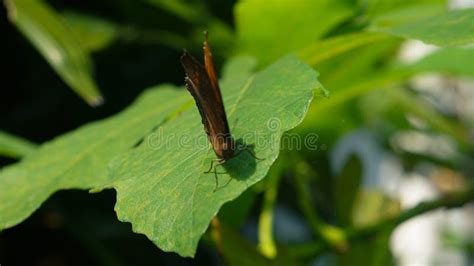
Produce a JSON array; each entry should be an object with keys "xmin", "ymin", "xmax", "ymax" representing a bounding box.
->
[
  {"xmin": 180, "ymin": 42, "xmax": 233, "ymax": 159},
  {"xmin": 180, "ymin": 51, "xmax": 213, "ymax": 136},
  {"xmin": 203, "ymin": 32, "xmax": 224, "ymax": 109}
]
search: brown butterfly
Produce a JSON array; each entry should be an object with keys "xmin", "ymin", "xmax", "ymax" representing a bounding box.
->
[{"xmin": 180, "ymin": 32, "xmax": 260, "ymax": 189}]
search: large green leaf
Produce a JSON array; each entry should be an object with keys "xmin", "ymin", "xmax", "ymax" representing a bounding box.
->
[
  {"xmin": 0, "ymin": 131, "xmax": 38, "ymax": 159},
  {"xmin": 235, "ymin": 0, "xmax": 354, "ymax": 66},
  {"xmin": 371, "ymin": 8, "xmax": 474, "ymax": 46},
  {"xmin": 4, "ymin": 0, "xmax": 103, "ymax": 106},
  {"xmin": 0, "ymin": 87, "xmax": 188, "ymax": 230},
  {"xmin": 108, "ymin": 55, "xmax": 321, "ymax": 257}
]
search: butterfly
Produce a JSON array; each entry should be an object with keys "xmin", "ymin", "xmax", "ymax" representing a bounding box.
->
[{"xmin": 180, "ymin": 32, "xmax": 261, "ymax": 190}]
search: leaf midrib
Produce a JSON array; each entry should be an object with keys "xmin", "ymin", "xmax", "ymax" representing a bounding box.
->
[{"xmin": 228, "ymin": 75, "xmax": 256, "ymax": 117}]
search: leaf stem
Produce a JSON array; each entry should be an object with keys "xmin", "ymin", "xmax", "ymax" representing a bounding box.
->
[
  {"xmin": 286, "ymin": 187, "xmax": 474, "ymax": 259},
  {"xmin": 293, "ymin": 162, "xmax": 348, "ymax": 251},
  {"xmin": 257, "ymin": 172, "xmax": 281, "ymax": 259}
]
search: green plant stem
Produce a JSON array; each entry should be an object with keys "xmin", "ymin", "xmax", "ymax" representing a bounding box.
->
[
  {"xmin": 293, "ymin": 166, "xmax": 348, "ymax": 251},
  {"xmin": 257, "ymin": 173, "xmax": 281, "ymax": 259},
  {"xmin": 286, "ymin": 187, "xmax": 474, "ymax": 259}
]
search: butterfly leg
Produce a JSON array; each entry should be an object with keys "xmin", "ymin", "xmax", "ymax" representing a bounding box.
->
[
  {"xmin": 204, "ymin": 159, "xmax": 222, "ymax": 173},
  {"xmin": 204, "ymin": 158, "xmax": 226, "ymax": 191}
]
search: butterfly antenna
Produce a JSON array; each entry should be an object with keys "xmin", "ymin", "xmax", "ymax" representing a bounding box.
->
[{"xmin": 204, "ymin": 159, "xmax": 215, "ymax": 173}]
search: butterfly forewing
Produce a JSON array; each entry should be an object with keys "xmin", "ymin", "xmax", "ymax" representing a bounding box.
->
[
  {"xmin": 181, "ymin": 52, "xmax": 212, "ymax": 134},
  {"xmin": 180, "ymin": 40, "xmax": 234, "ymax": 160},
  {"xmin": 203, "ymin": 36, "xmax": 224, "ymax": 108}
]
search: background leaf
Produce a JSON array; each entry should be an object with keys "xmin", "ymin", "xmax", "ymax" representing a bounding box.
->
[
  {"xmin": 145, "ymin": 0, "xmax": 209, "ymax": 24},
  {"xmin": 4, "ymin": 0, "xmax": 103, "ymax": 106},
  {"xmin": 235, "ymin": 0, "xmax": 354, "ymax": 66},
  {"xmin": 109, "ymin": 55, "xmax": 321, "ymax": 257},
  {"xmin": 371, "ymin": 8, "xmax": 474, "ymax": 46},
  {"xmin": 298, "ymin": 32, "xmax": 390, "ymax": 67},
  {"xmin": 60, "ymin": 11, "xmax": 119, "ymax": 53}
]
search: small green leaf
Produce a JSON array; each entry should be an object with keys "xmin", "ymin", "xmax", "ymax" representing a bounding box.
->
[
  {"xmin": 4, "ymin": 0, "xmax": 103, "ymax": 106},
  {"xmin": 0, "ymin": 131, "xmax": 38, "ymax": 159},
  {"xmin": 235, "ymin": 0, "xmax": 354, "ymax": 66},
  {"xmin": 0, "ymin": 86, "xmax": 188, "ymax": 230},
  {"xmin": 109, "ymin": 55, "xmax": 321, "ymax": 257},
  {"xmin": 371, "ymin": 8, "xmax": 474, "ymax": 46}
]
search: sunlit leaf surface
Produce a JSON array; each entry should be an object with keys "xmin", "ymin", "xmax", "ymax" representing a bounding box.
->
[{"xmin": 109, "ymin": 55, "xmax": 321, "ymax": 257}]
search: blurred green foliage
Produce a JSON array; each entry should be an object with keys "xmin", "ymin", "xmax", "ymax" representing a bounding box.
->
[
  {"xmin": 1, "ymin": 0, "xmax": 473, "ymax": 265},
  {"xmin": 5, "ymin": 0, "xmax": 103, "ymax": 105}
]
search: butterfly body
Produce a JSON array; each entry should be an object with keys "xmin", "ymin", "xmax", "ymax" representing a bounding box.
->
[{"xmin": 180, "ymin": 32, "xmax": 262, "ymax": 190}]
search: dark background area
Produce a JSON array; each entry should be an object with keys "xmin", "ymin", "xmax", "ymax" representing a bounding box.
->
[{"xmin": 0, "ymin": 1, "xmax": 236, "ymax": 265}]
